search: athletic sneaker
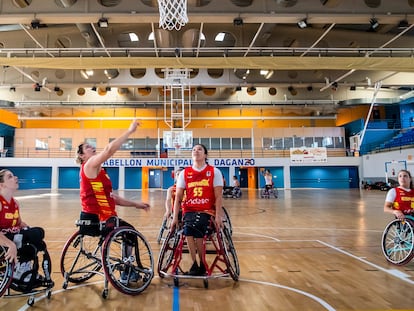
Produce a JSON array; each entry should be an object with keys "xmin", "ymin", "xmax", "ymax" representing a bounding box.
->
[
  {"xmin": 187, "ymin": 261, "xmax": 199, "ymax": 276},
  {"xmin": 198, "ymin": 263, "xmax": 206, "ymax": 276},
  {"xmin": 119, "ymin": 270, "xmax": 140, "ymax": 285}
]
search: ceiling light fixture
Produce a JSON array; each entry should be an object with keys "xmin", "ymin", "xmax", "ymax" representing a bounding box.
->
[
  {"xmin": 369, "ymin": 18, "xmax": 379, "ymax": 31},
  {"xmin": 233, "ymin": 17, "xmax": 243, "ymax": 26},
  {"xmin": 398, "ymin": 19, "xmax": 409, "ymax": 29},
  {"xmin": 297, "ymin": 19, "xmax": 308, "ymax": 29},
  {"xmin": 31, "ymin": 19, "xmax": 41, "ymax": 29},
  {"xmin": 98, "ymin": 17, "xmax": 108, "ymax": 28},
  {"xmin": 33, "ymin": 83, "xmax": 41, "ymax": 92}
]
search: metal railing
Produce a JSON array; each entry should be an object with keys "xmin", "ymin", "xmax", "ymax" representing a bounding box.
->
[{"xmin": 3, "ymin": 147, "xmax": 348, "ymax": 159}]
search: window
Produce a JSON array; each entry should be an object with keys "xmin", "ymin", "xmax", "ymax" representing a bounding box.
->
[
  {"xmin": 273, "ymin": 138, "xmax": 284, "ymax": 149},
  {"xmin": 293, "ymin": 136, "xmax": 304, "ymax": 147},
  {"xmin": 60, "ymin": 138, "xmax": 72, "ymax": 151},
  {"xmin": 263, "ymin": 137, "xmax": 272, "ymax": 149},
  {"xmin": 284, "ymin": 137, "xmax": 293, "ymax": 149},
  {"xmin": 35, "ymin": 138, "xmax": 48, "ymax": 150},
  {"xmin": 85, "ymin": 138, "xmax": 96, "ymax": 148},
  {"xmin": 211, "ymin": 138, "xmax": 221, "ymax": 150},
  {"xmin": 304, "ymin": 137, "xmax": 314, "ymax": 147},
  {"xmin": 222, "ymin": 138, "xmax": 231, "ymax": 149},
  {"xmin": 334, "ymin": 136, "xmax": 345, "ymax": 148},
  {"xmin": 242, "ymin": 137, "xmax": 251, "ymax": 150},
  {"xmin": 231, "ymin": 137, "xmax": 241, "ymax": 150}
]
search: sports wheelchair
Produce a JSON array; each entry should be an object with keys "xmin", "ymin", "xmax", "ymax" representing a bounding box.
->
[
  {"xmin": 157, "ymin": 213, "xmax": 239, "ymax": 289},
  {"xmin": 0, "ymin": 238, "xmax": 54, "ymax": 306},
  {"xmin": 260, "ymin": 185, "xmax": 278, "ymax": 199},
  {"xmin": 157, "ymin": 206, "xmax": 233, "ymax": 245},
  {"xmin": 223, "ymin": 187, "xmax": 242, "ymax": 199},
  {"xmin": 60, "ymin": 215, "xmax": 154, "ymax": 298},
  {"xmin": 381, "ymin": 214, "xmax": 414, "ymax": 265}
]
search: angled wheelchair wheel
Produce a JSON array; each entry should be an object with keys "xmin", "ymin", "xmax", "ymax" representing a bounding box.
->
[
  {"xmin": 0, "ymin": 245, "xmax": 14, "ymax": 297},
  {"xmin": 157, "ymin": 217, "xmax": 171, "ymax": 244},
  {"xmin": 222, "ymin": 207, "xmax": 232, "ymax": 236},
  {"xmin": 157, "ymin": 228, "xmax": 181, "ymax": 277},
  {"xmin": 381, "ymin": 218, "xmax": 414, "ymax": 265},
  {"xmin": 102, "ymin": 227, "xmax": 154, "ymax": 295},
  {"xmin": 220, "ymin": 227, "xmax": 240, "ymax": 281},
  {"xmin": 60, "ymin": 231, "xmax": 103, "ymax": 284}
]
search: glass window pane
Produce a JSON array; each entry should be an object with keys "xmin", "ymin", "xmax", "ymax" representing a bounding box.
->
[
  {"xmin": 231, "ymin": 137, "xmax": 241, "ymax": 149},
  {"xmin": 273, "ymin": 138, "xmax": 283, "ymax": 149},
  {"xmin": 242, "ymin": 138, "xmax": 251, "ymax": 150},
  {"xmin": 293, "ymin": 136, "xmax": 303, "ymax": 147},
  {"xmin": 314, "ymin": 137, "xmax": 323, "ymax": 147},
  {"xmin": 263, "ymin": 137, "xmax": 272, "ymax": 149},
  {"xmin": 60, "ymin": 138, "xmax": 72, "ymax": 151},
  {"xmin": 334, "ymin": 136, "xmax": 345, "ymax": 148},
  {"xmin": 135, "ymin": 138, "xmax": 146, "ymax": 149},
  {"xmin": 200, "ymin": 138, "xmax": 210, "ymax": 149},
  {"xmin": 35, "ymin": 138, "xmax": 48, "ymax": 150},
  {"xmin": 322, "ymin": 137, "xmax": 334, "ymax": 148},
  {"xmin": 284, "ymin": 137, "xmax": 293, "ymax": 149},
  {"xmin": 222, "ymin": 138, "xmax": 231, "ymax": 149},
  {"xmin": 146, "ymin": 138, "xmax": 157, "ymax": 149},
  {"xmin": 211, "ymin": 138, "xmax": 220, "ymax": 150},
  {"xmin": 304, "ymin": 137, "xmax": 314, "ymax": 147}
]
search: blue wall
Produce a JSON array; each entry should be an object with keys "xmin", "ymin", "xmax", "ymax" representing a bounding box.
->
[
  {"xmin": 59, "ymin": 167, "xmax": 80, "ymax": 189},
  {"xmin": 11, "ymin": 167, "xmax": 52, "ymax": 189},
  {"xmin": 290, "ymin": 166, "xmax": 357, "ymax": 188},
  {"xmin": 125, "ymin": 167, "xmax": 142, "ymax": 189}
]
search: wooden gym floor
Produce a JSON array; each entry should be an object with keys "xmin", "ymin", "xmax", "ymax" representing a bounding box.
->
[{"xmin": 1, "ymin": 188, "xmax": 413, "ymax": 311}]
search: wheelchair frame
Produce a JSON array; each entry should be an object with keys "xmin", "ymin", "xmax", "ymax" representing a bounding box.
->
[
  {"xmin": 260, "ymin": 186, "xmax": 278, "ymax": 199},
  {"xmin": 157, "ymin": 207, "xmax": 233, "ymax": 244},
  {"xmin": 60, "ymin": 217, "xmax": 154, "ymax": 298},
  {"xmin": 381, "ymin": 214, "xmax": 414, "ymax": 265},
  {"xmin": 157, "ymin": 216, "xmax": 239, "ymax": 289},
  {"xmin": 0, "ymin": 244, "xmax": 54, "ymax": 306}
]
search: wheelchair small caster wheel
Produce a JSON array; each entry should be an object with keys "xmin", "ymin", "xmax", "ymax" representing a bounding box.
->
[
  {"xmin": 62, "ymin": 281, "xmax": 68, "ymax": 289},
  {"xmin": 27, "ymin": 296, "xmax": 35, "ymax": 306},
  {"xmin": 102, "ymin": 289, "xmax": 108, "ymax": 299},
  {"xmin": 203, "ymin": 278, "xmax": 208, "ymax": 289},
  {"xmin": 174, "ymin": 277, "xmax": 179, "ymax": 287},
  {"xmin": 46, "ymin": 289, "xmax": 52, "ymax": 299}
]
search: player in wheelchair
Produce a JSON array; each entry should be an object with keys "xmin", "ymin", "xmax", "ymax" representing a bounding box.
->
[
  {"xmin": 223, "ymin": 176, "xmax": 242, "ymax": 199},
  {"xmin": 382, "ymin": 169, "xmax": 414, "ymax": 265},
  {"xmin": 0, "ymin": 169, "xmax": 53, "ymax": 304},
  {"xmin": 63, "ymin": 120, "xmax": 154, "ymax": 297},
  {"xmin": 170, "ymin": 144, "xmax": 224, "ymax": 276}
]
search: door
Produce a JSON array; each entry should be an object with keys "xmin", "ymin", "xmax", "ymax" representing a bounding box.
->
[{"xmin": 149, "ymin": 169, "xmax": 161, "ymax": 188}]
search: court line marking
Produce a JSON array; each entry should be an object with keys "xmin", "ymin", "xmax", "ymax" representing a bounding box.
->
[{"xmin": 238, "ymin": 231, "xmax": 414, "ymax": 285}]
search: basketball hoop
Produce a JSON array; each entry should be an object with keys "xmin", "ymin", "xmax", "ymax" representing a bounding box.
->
[{"xmin": 157, "ymin": 0, "xmax": 188, "ymax": 31}]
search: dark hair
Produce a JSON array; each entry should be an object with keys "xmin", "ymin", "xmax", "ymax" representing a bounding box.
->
[{"xmin": 76, "ymin": 143, "xmax": 85, "ymax": 164}]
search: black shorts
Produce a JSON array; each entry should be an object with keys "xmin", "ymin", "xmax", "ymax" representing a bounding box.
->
[{"xmin": 183, "ymin": 212, "xmax": 213, "ymax": 238}]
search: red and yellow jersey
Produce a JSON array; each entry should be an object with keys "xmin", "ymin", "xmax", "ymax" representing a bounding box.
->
[
  {"xmin": 181, "ymin": 165, "xmax": 215, "ymax": 215},
  {"xmin": 393, "ymin": 187, "xmax": 414, "ymax": 214},
  {"xmin": 0, "ymin": 195, "xmax": 21, "ymax": 233},
  {"xmin": 80, "ymin": 165, "xmax": 116, "ymax": 221}
]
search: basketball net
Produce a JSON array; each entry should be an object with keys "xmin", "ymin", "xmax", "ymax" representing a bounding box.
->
[{"xmin": 158, "ymin": 0, "xmax": 189, "ymax": 31}]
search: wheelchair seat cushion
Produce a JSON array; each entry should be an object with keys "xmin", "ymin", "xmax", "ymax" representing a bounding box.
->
[{"xmin": 78, "ymin": 212, "xmax": 100, "ymax": 236}]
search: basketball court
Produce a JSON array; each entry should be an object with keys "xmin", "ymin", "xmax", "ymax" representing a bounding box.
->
[{"xmin": 1, "ymin": 188, "xmax": 413, "ymax": 310}]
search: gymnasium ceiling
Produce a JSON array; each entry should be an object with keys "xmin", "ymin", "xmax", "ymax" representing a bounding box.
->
[{"xmin": 0, "ymin": 0, "xmax": 414, "ymax": 118}]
